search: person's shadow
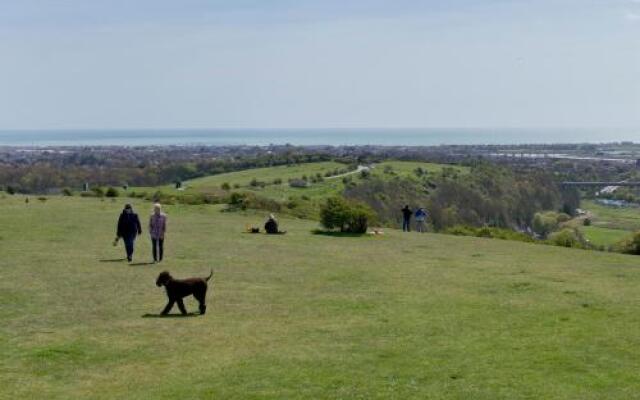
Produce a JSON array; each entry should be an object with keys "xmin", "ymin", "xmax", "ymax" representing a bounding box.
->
[
  {"xmin": 141, "ymin": 313, "xmax": 200, "ymax": 318},
  {"xmin": 129, "ymin": 262, "xmax": 156, "ymax": 266},
  {"xmin": 99, "ymin": 258, "xmax": 126, "ymax": 262}
]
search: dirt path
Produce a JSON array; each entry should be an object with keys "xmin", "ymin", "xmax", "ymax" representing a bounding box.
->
[{"xmin": 326, "ymin": 165, "xmax": 372, "ymax": 179}]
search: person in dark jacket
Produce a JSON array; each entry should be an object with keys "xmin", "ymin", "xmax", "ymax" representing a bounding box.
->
[
  {"xmin": 117, "ymin": 204, "xmax": 142, "ymax": 262},
  {"xmin": 264, "ymin": 214, "xmax": 281, "ymax": 234},
  {"xmin": 401, "ymin": 205, "xmax": 412, "ymax": 232}
]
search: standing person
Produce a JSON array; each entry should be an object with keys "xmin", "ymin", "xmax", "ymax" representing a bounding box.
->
[
  {"xmin": 415, "ymin": 207, "xmax": 427, "ymax": 233},
  {"xmin": 149, "ymin": 203, "xmax": 167, "ymax": 263},
  {"xmin": 117, "ymin": 204, "xmax": 142, "ymax": 262},
  {"xmin": 401, "ymin": 205, "xmax": 412, "ymax": 232}
]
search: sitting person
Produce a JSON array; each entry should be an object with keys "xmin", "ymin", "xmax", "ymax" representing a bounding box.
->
[{"xmin": 264, "ymin": 214, "xmax": 284, "ymax": 234}]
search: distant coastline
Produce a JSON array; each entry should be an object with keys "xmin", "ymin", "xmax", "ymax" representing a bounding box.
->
[{"xmin": 0, "ymin": 128, "xmax": 638, "ymax": 147}]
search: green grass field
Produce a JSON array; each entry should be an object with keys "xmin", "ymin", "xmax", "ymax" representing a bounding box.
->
[
  {"xmin": 139, "ymin": 161, "xmax": 467, "ymax": 203},
  {"xmin": 581, "ymin": 226, "xmax": 632, "ymax": 247},
  {"xmin": 582, "ymin": 200, "xmax": 640, "ymax": 231},
  {"xmin": 576, "ymin": 200, "xmax": 640, "ymax": 247},
  {"xmin": 2, "ymin": 194, "xmax": 640, "ymax": 399}
]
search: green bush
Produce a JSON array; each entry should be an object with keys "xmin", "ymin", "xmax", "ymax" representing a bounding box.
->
[
  {"xmin": 146, "ymin": 190, "xmax": 175, "ymax": 205},
  {"xmin": 320, "ymin": 197, "xmax": 375, "ymax": 234},
  {"xmin": 227, "ymin": 192, "xmax": 281, "ymax": 212},
  {"xmin": 548, "ymin": 228, "xmax": 585, "ymax": 249},
  {"xmin": 444, "ymin": 225, "xmax": 534, "ymax": 243},
  {"xmin": 221, "ymin": 182, "xmax": 231, "ymax": 191},
  {"xmin": 61, "ymin": 188, "xmax": 73, "ymax": 196},
  {"xmin": 532, "ymin": 212, "xmax": 559, "ymax": 238},
  {"xmin": 105, "ymin": 187, "xmax": 119, "ymax": 197},
  {"xmin": 249, "ymin": 178, "xmax": 266, "ymax": 188},
  {"xmin": 614, "ymin": 232, "xmax": 640, "ymax": 255},
  {"xmin": 583, "ymin": 218, "xmax": 592, "ymax": 226},
  {"xmin": 91, "ymin": 187, "xmax": 105, "ymax": 198}
]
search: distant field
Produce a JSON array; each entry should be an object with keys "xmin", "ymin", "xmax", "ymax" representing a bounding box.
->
[
  {"xmin": 2, "ymin": 194, "xmax": 640, "ymax": 399},
  {"xmin": 577, "ymin": 200, "xmax": 639, "ymax": 247},
  {"xmin": 581, "ymin": 226, "xmax": 631, "ymax": 247},
  {"xmin": 149, "ymin": 160, "xmax": 468, "ymax": 202},
  {"xmin": 582, "ymin": 200, "xmax": 640, "ymax": 231}
]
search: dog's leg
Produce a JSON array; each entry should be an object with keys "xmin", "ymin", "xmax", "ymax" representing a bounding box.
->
[
  {"xmin": 161, "ymin": 299, "xmax": 175, "ymax": 315},
  {"xmin": 176, "ymin": 298, "xmax": 187, "ymax": 315},
  {"xmin": 194, "ymin": 291, "xmax": 207, "ymax": 315}
]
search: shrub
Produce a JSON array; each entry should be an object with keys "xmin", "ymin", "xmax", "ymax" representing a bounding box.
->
[
  {"xmin": 147, "ymin": 190, "xmax": 175, "ymax": 205},
  {"xmin": 62, "ymin": 188, "xmax": 73, "ymax": 196},
  {"xmin": 289, "ymin": 179, "xmax": 308, "ymax": 188},
  {"xmin": 105, "ymin": 187, "xmax": 119, "ymax": 197},
  {"xmin": 273, "ymin": 178, "xmax": 283, "ymax": 185},
  {"xmin": 444, "ymin": 225, "xmax": 534, "ymax": 243},
  {"xmin": 221, "ymin": 182, "xmax": 231, "ymax": 191},
  {"xmin": 614, "ymin": 232, "xmax": 640, "ymax": 255},
  {"xmin": 249, "ymin": 178, "xmax": 266, "ymax": 188},
  {"xmin": 227, "ymin": 192, "xmax": 281, "ymax": 212},
  {"xmin": 320, "ymin": 196, "xmax": 375, "ymax": 234},
  {"xmin": 583, "ymin": 218, "xmax": 592, "ymax": 226},
  {"xmin": 6, "ymin": 186, "xmax": 15, "ymax": 195},
  {"xmin": 548, "ymin": 228, "xmax": 585, "ymax": 249},
  {"xmin": 532, "ymin": 212, "xmax": 559, "ymax": 238},
  {"xmin": 91, "ymin": 187, "xmax": 105, "ymax": 197}
]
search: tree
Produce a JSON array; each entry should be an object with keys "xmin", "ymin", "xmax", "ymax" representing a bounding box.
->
[
  {"xmin": 532, "ymin": 212, "xmax": 559, "ymax": 238},
  {"xmin": 320, "ymin": 197, "xmax": 375, "ymax": 234}
]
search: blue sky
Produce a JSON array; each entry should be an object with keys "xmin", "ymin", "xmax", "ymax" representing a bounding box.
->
[{"xmin": 0, "ymin": 0, "xmax": 638, "ymax": 129}]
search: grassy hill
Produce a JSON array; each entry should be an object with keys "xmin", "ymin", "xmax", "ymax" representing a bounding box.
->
[
  {"xmin": 137, "ymin": 161, "xmax": 467, "ymax": 202},
  {"xmin": 2, "ymin": 194, "xmax": 640, "ymax": 399}
]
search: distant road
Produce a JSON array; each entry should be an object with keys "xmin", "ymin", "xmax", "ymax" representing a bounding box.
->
[{"xmin": 327, "ymin": 165, "xmax": 371, "ymax": 179}]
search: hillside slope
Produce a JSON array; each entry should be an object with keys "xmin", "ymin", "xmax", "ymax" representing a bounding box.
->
[{"xmin": 1, "ymin": 195, "xmax": 639, "ymax": 399}]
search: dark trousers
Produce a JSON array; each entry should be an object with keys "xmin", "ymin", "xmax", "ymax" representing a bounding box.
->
[
  {"xmin": 403, "ymin": 218, "xmax": 411, "ymax": 232},
  {"xmin": 122, "ymin": 235, "xmax": 136, "ymax": 261},
  {"xmin": 152, "ymin": 238, "xmax": 164, "ymax": 261}
]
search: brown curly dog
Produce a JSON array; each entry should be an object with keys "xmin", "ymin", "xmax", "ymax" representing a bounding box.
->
[{"xmin": 155, "ymin": 270, "xmax": 213, "ymax": 315}]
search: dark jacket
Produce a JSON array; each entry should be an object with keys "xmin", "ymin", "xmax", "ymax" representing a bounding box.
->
[
  {"xmin": 264, "ymin": 218, "xmax": 279, "ymax": 234},
  {"xmin": 117, "ymin": 211, "xmax": 142, "ymax": 238},
  {"xmin": 402, "ymin": 207, "xmax": 413, "ymax": 220}
]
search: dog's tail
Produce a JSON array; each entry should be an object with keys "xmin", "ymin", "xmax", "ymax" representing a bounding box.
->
[{"xmin": 205, "ymin": 269, "xmax": 213, "ymax": 282}]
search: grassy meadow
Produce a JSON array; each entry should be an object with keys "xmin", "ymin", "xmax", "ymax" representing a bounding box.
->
[
  {"xmin": 2, "ymin": 194, "xmax": 640, "ymax": 399},
  {"xmin": 139, "ymin": 161, "xmax": 467, "ymax": 203},
  {"xmin": 577, "ymin": 200, "xmax": 640, "ymax": 247}
]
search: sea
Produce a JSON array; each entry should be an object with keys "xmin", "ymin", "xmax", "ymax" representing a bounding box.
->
[{"xmin": 0, "ymin": 128, "xmax": 637, "ymax": 147}]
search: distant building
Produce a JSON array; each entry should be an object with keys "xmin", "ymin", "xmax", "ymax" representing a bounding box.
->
[{"xmin": 636, "ymin": 159, "xmax": 640, "ymax": 168}]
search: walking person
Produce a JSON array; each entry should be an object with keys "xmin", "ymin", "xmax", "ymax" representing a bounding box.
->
[
  {"xmin": 415, "ymin": 207, "xmax": 427, "ymax": 233},
  {"xmin": 401, "ymin": 205, "xmax": 412, "ymax": 232},
  {"xmin": 117, "ymin": 204, "xmax": 142, "ymax": 262},
  {"xmin": 149, "ymin": 203, "xmax": 167, "ymax": 263}
]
